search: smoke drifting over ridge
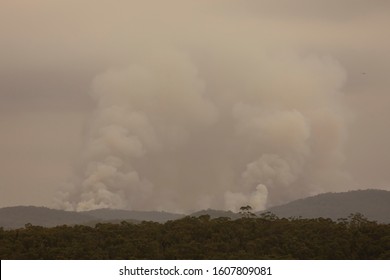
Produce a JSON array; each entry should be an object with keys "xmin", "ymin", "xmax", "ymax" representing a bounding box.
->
[{"xmin": 59, "ymin": 1, "xmax": 351, "ymax": 212}]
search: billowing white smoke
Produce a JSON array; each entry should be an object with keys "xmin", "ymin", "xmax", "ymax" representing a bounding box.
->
[{"xmin": 60, "ymin": 44, "xmax": 349, "ymax": 213}]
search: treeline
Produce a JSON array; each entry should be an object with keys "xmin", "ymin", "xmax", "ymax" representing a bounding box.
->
[{"xmin": 0, "ymin": 213, "xmax": 389, "ymax": 259}]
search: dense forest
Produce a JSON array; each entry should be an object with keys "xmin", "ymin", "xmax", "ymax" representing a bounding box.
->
[{"xmin": 1, "ymin": 213, "xmax": 389, "ymax": 260}]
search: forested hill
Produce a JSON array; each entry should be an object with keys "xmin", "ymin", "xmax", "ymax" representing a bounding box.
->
[
  {"xmin": 263, "ymin": 189, "xmax": 390, "ymax": 223},
  {"xmin": 1, "ymin": 215, "xmax": 389, "ymax": 259}
]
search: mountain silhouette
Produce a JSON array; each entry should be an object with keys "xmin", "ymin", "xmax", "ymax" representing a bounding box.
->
[{"xmin": 1, "ymin": 189, "xmax": 389, "ymax": 228}]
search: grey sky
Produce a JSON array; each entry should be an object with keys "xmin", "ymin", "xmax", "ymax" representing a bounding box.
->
[{"xmin": 1, "ymin": 1, "xmax": 389, "ymax": 210}]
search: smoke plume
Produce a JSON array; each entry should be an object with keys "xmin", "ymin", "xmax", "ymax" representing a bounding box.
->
[{"xmin": 59, "ymin": 1, "xmax": 351, "ymax": 213}]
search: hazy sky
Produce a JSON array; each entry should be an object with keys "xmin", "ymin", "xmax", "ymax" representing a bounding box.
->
[{"xmin": 1, "ymin": 1, "xmax": 389, "ymax": 212}]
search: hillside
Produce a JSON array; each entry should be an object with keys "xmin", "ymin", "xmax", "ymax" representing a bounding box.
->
[
  {"xmin": 262, "ymin": 189, "xmax": 390, "ymax": 223},
  {"xmin": 0, "ymin": 206, "xmax": 93, "ymax": 229},
  {"xmin": 190, "ymin": 209, "xmax": 240, "ymax": 219},
  {"xmin": 84, "ymin": 208, "xmax": 185, "ymax": 223},
  {"xmin": 0, "ymin": 206, "xmax": 184, "ymax": 229}
]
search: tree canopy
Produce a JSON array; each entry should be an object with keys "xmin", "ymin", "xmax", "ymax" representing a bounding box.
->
[{"xmin": 0, "ymin": 213, "xmax": 389, "ymax": 259}]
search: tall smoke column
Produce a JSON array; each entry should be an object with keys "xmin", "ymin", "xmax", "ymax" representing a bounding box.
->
[
  {"xmin": 60, "ymin": 46, "xmax": 349, "ymax": 212},
  {"xmin": 58, "ymin": 2, "xmax": 351, "ymax": 212}
]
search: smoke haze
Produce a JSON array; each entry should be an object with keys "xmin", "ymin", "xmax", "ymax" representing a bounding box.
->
[
  {"xmin": 1, "ymin": 1, "xmax": 389, "ymax": 211},
  {"xmin": 58, "ymin": 1, "xmax": 349, "ymax": 212}
]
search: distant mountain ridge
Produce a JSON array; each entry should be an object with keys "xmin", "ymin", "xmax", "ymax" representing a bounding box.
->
[
  {"xmin": 0, "ymin": 206, "xmax": 92, "ymax": 229},
  {"xmin": 0, "ymin": 207, "xmax": 185, "ymax": 229},
  {"xmin": 190, "ymin": 209, "xmax": 241, "ymax": 219},
  {"xmin": 84, "ymin": 208, "xmax": 185, "ymax": 223},
  {"xmin": 261, "ymin": 189, "xmax": 390, "ymax": 223},
  {"xmin": 1, "ymin": 189, "xmax": 389, "ymax": 228}
]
